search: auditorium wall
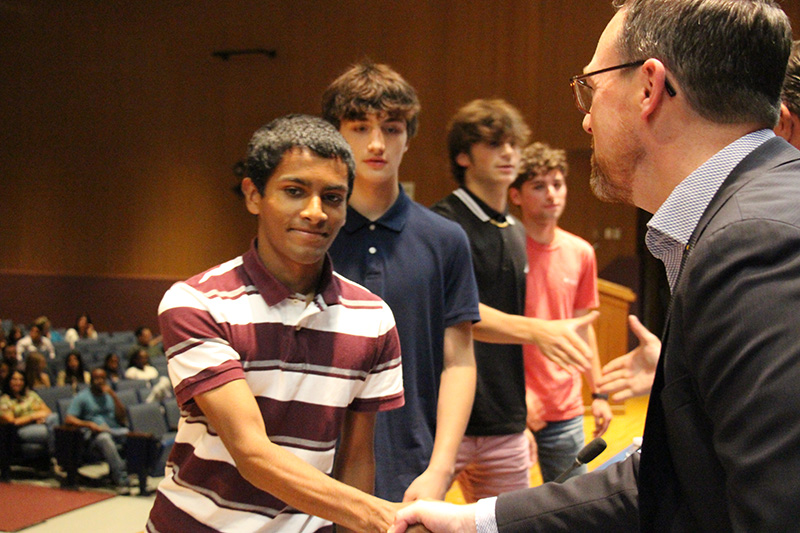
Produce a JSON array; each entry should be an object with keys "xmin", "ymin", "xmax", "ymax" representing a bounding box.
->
[{"xmin": 2, "ymin": 1, "xmax": 798, "ymax": 332}]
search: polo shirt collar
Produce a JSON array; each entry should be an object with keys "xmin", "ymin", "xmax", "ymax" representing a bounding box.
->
[
  {"xmin": 242, "ymin": 239, "xmax": 340, "ymax": 307},
  {"xmin": 341, "ymin": 184, "xmax": 411, "ymax": 234},
  {"xmin": 453, "ymin": 187, "xmax": 514, "ymax": 225}
]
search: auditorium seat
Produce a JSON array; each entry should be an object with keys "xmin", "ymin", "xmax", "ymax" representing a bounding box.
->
[
  {"xmin": 126, "ymin": 402, "xmax": 176, "ymax": 494},
  {"xmin": 37, "ymin": 385, "xmax": 74, "ymax": 413}
]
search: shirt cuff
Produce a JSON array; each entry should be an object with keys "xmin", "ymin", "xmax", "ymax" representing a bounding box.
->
[{"xmin": 475, "ymin": 496, "xmax": 499, "ymax": 533}]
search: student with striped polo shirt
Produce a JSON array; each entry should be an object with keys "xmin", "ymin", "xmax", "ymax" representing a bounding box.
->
[{"xmin": 147, "ymin": 115, "xmax": 406, "ymax": 533}]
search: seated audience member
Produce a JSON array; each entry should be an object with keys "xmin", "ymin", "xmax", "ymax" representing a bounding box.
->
[
  {"xmin": 17, "ymin": 323, "xmax": 55, "ymax": 360},
  {"xmin": 102, "ymin": 353, "xmax": 122, "ymax": 384},
  {"xmin": 64, "ymin": 368, "xmax": 129, "ymax": 492},
  {"xmin": 132, "ymin": 326, "xmax": 164, "ymax": 359},
  {"xmin": 0, "ymin": 361, "xmax": 9, "ymax": 382},
  {"xmin": 6, "ymin": 326, "xmax": 23, "ymax": 347},
  {"xmin": 0, "ymin": 369, "xmax": 57, "ymax": 455},
  {"xmin": 125, "ymin": 348, "xmax": 171, "ymax": 403},
  {"xmin": 56, "ymin": 350, "xmax": 90, "ymax": 391},
  {"xmin": 2, "ymin": 344, "xmax": 20, "ymax": 372},
  {"xmin": 24, "ymin": 352, "xmax": 50, "ymax": 389},
  {"xmin": 64, "ymin": 313, "xmax": 97, "ymax": 348},
  {"xmin": 35, "ymin": 316, "xmax": 64, "ymax": 343}
]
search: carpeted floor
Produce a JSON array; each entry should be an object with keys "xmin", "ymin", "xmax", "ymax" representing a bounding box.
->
[{"xmin": 0, "ymin": 482, "xmax": 115, "ymax": 532}]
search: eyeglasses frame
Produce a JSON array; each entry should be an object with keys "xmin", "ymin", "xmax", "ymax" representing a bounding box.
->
[{"xmin": 569, "ymin": 59, "xmax": 677, "ymax": 114}]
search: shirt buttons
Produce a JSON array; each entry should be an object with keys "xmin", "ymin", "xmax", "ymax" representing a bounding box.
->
[
  {"xmin": 368, "ymin": 247, "xmax": 377, "ymax": 254},
  {"xmin": 369, "ymin": 224, "xmax": 376, "ymax": 231}
]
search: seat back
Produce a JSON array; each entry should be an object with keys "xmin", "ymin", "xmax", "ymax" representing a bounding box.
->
[
  {"xmin": 114, "ymin": 389, "xmax": 140, "ymax": 413},
  {"xmin": 115, "ymin": 379, "xmax": 150, "ymax": 393},
  {"xmin": 57, "ymin": 397, "xmax": 74, "ymax": 424},
  {"xmin": 110, "ymin": 331, "xmax": 136, "ymax": 344},
  {"xmin": 53, "ymin": 341, "xmax": 72, "ymax": 361},
  {"xmin": 127, "ymin": 402, "xmax": 168, "ymax": 440},
  {"xmin": 162, "ymin": 398, "xmax": 180, "ymax": 431},
  {"xmin": 37, "ymin": 385, "xmax": 74, "ymax": 412},
  {"xmin": 74, "ymin": 338, "xmax": 103, "ymax": 359}
]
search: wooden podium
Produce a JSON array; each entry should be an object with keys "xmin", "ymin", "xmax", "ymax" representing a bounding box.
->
[{"xmin": 582, "ymin": 279, "xmax": 637, "ymax": 414}]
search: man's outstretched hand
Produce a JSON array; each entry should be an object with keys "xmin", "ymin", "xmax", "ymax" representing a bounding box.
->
[{"xmin": 597, "ymin": 315, "xmax": 660, "ymax": 401}]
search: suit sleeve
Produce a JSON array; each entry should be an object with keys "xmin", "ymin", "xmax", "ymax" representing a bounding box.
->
[
  {"xmin": 495, "ymin": 454, "xmax": 640, "ymax": 532},
  {"xmin": 672, "ymin": 217, "xmax": 800, "ymax": 530}
]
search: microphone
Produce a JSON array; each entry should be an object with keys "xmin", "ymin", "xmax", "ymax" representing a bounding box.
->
[{"xmin": 553, "ymin": 437, "xmax": 607, "ymax": 483}]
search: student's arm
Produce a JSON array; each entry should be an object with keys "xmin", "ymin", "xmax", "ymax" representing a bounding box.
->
[
  {"xmin": 573, "ymin": 309, "xmax": 612, "ymax": 438},
  {"xmin": 333, "ymin": 409, "xmax": 379, "ymax": 533},
  {"xmin": 472, "ymin": 303, "xmax": 596, "ymax": 370},
  {"xmin": 105, "ymin": 385, "xmax": 127, "ymax": 427},
  {"xmin": 195, "ymin": 378, "xmax": 402, "ymax": 533},
  {"xmin": 403, "ymin": 321, "xmax": 476, "ymax": 502},
  {"xmin": 64, "ymin": 412, "xmax": 104, "ymax": 433}
]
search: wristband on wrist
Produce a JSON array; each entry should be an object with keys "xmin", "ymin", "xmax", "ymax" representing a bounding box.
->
[{"xmin": 592, "ymin": 392, "xmax": 609, "ymax": 401}]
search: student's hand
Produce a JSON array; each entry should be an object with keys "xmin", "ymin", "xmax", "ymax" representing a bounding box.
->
[
  {"xmin": 597, "ymin": 315, "xmax": 661, "ymax": 401},
  {"xmin": 592, "ymin": 399, "xmax": 613, "ymax": 438},
  {"xmin": 390, "ymin": 501, "xmax": 477, "ymax": 533},
  {"xmin": 403, "ymin": 467, "xmax": 452, "ymax": 502},
  {"xmin": 524, "ymin": 428, "xmax": 538, "ymax": 466},
  {"xmin": 525, "ymin": 389, "xmax": 546, "ymax": 432},
  {"xmin": 531, "ymin": 311, "xmax": 598, "ymax": 371}
]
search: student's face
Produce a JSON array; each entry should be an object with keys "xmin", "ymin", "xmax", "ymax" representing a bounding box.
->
[
  {"xmin": 338, "ymin": 114, "xmax": 409, "ymax": 185},
  {"xmin": 510, "ymin": 169, "xmax": 567, "ymax": 224},
  {"xmin": 67, "ymin": 354, "xmax": 79, "ymax": 370},
  {"xmin": 135, "ymin": 350, "xmax": 148, "ymax": 368},
  {"xmin": 4, "ymin": 345, "xmax": 17, "ymax": 362},
  {"xmin": 138, "ymin": 328, "xmax": 152, "ymax": 345},
  {"xmin": 90, "ymin": 369, "xmax": 107, "ymax": 394},
  {"xmin": 107, "ymin": 355, "xmax": 119, "ymax": 370},
  {"xmin": 9, "ymin": 371, "xmax": 24, "ymax": 394},
  {"xmin": 29, "ymin": 326, "xmax": 41, "ymax": 343},
  {"xmin": 458, "ymin": 140, "xmax": 521, "ymax": 188},
  {"xmin": 243, "ymin": 148, "xmax": 348, "ymax": 288},
  {"xmin": 581, "ymin": 10, "xmax": 643, "ymax": 206}
]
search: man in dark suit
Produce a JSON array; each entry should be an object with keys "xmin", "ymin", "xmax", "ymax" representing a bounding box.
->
[{"xmin": 389, "ymin": 0, "xmax": 799, "ymax": 531}]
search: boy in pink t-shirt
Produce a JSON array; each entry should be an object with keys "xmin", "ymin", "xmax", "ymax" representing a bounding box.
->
[{"xmin": 509, "ymin": 142, "xmax": 612, "ymax": 482}]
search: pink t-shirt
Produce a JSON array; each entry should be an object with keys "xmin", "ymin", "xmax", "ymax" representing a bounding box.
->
[{"xmin": 524, "ymin": 228, "xmax": 599, "ymax": 421}]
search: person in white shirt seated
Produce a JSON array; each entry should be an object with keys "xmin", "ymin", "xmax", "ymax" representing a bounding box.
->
[{"xmin": 124, "ymin": 348, "xmax": 171, "ymax": 403}]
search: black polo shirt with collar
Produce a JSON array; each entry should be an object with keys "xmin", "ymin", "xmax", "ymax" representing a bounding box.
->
[{"xmin": 432, "ymin": 187, "xmax": 528, "ymax": 436}]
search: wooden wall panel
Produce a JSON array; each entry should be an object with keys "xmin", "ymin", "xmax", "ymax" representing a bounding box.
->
[{"xmin": 1, "ymin": 0, "xmax": 797, "ymax": 328}]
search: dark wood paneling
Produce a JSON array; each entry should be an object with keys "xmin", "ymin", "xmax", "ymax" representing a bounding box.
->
[
  {"xmin": 2, "ymin": 1, "xmax": 796, "ymax": 325},
  {"xmin": 0, "ymin": 271, "xmax": 176, "ymax": 334}
]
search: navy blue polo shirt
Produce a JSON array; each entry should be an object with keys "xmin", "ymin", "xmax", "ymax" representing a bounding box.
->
[{"xmin": 329, "ymin": 186, "xmax": 480, "ymax": 502}]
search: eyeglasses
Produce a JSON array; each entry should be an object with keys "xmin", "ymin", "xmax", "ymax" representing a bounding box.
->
[{"xmin": 569, "ymin": 59, "xmax": 677, "ymax": 114}]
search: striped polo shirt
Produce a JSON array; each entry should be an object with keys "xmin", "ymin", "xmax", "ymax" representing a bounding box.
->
[{"xmin": 147, "ymin": 242, "xmax": 404, "ymax": 533}]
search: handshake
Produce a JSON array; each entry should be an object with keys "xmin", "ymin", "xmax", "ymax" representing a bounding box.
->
[{"xmin": 388, "ymin": 501, "xmax": 478, "ymax": 533}]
